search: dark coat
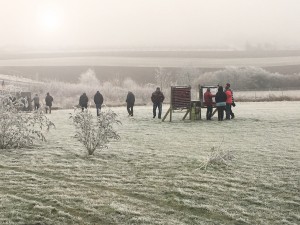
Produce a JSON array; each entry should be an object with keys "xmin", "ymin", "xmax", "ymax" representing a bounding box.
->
[
  {"xmin": 45, "ymin": 95, "xmax": 53, "ymax": 106},
  {"xmin": 94, "ymin": 92, "xmax": 104, "ymax": 105},
  {"xmin": 215, "ymin": 91, "xmax": 227, "ymax": 103},
  {"xmin": 79, "ymin": 94, "xmax": 89, "ymax": 106},
  {"xmin": 151, "ymin": 90, "xmax": 165, "ymax": 104},
  {"xmin": 126, "ymin": 92, "xmax": 135, "ymax": 105}
]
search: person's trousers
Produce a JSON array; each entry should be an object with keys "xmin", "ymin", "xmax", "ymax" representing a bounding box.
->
[
  {"xmin": 153, "ymin": 102, "xmax": 162, "ymax": 118},
  {"xmin": 226, "ymin": 104, "xmax": 232, "ymax": 120},
  {"xmin": 81, "ymin": 104, "xmax": 87, "ymax": 112},
  {"xmin": 127, "ymin": 104, "xmax": 134, "ymax": 116},
  {"xmin": 96, "ymin": 104, "xmax": 102, "ymax": 116},
  {"xmin": 217, "ymin": 106, "xmax": 225, "ymax": 121},
  {"xmin": 206, "ymin": 106, "xmax": 212, "ymax": 120},
  {"xmin": 34, "ymin": 103, "xmax": 40, "ymax": 110},
  {"xmin": 46, "ymin": 105, "xmax": 52, "ymax": 114}
]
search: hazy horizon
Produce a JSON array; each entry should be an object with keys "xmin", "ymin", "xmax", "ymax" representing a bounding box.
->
[{"xmin": 1, "ymin": 0, "xmax": 300, "ymax": 52}]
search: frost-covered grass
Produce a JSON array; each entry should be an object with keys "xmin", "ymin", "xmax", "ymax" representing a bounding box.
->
[{"xmin": 0, "ymin": 102, "xmax": 299, "ymax": 225}]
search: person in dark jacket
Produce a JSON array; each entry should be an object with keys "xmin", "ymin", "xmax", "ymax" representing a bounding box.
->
[
  {"xmin": 215, "ymin": 86, "xmax": 227, "ymax": 121},
  {"xmin": 204, "ymin": 88, "xmax": 215, "ymax": 120},
  {"xmin": 79, "ymin": 93, "xmax": 89, "ymax": 112},
  {"xmin": 45, "ymin": 92, "xmax": 54, "ymax": 114},
  {"xmin": 32, "ymin": 94, "xmax": 40, "ymax": 110},
  {"xmin": 126, "ymin": 91, "xmax": 135, "ymax": 116},
  {"xmin": 94, "ymin": 91, "xmax": 104, "ymax": 116},
  {"xmin": 151, "ymin": 87, "xmax": 165, "ymax": 119}
]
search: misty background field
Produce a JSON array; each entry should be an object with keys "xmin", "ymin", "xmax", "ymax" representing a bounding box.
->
[
  {"xmin": 0, "ymin": 102, "xmax": 299, "ymax": 225},
  {"xmin": 2, "ymin": 64, "xmax": 300, "ymax": 109}
]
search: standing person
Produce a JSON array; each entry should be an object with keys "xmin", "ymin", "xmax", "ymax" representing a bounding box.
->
[
  {"xmin": 151, "ymin": 87, "xmax": 165, "ymax": 119},
  {"xmin": 225, "ymin": 84, "xmax": 234, "ymax": 120},
  {"xmin": 79, "ymin": 93, "xmax": 89, "ymax": 112},
  {"xmin": 32, "ymin": 94, "xmax": 40, "ymax": 110},
  {"xmin": 225, "ymin": 83, "xmax": 235, "ymax": 119},
  {"xmin": 45, "ymin": 92, "xmax": 54, "ymax": 114},
  {"xmin": 94, "ymin": 91, "xmax": 103, "ymax": 116},
  {"xmin": 204, "ymin": 88, "xmax": 215, "ymax": 120},
  {"xmin": 126, "ymin": 91, "xmax": 135, "ymax": 116},
  {"xmin": 215, "ymin": 86, "xmax": 227, "ymax": 121}
]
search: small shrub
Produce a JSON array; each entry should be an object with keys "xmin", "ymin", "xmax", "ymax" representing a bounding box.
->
[
  {"xmin": 0, "ymin": 91, "xmax": 54, "ymax": 149},
  {"xmin": 200, "ymin": 145, "xmax": 235, "ymax": 170},
  {"xmin": 70, "ymin": 109, "xmax": 120, "ymax": 155}
]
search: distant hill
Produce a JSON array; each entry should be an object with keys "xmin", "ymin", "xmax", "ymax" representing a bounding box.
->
[
  {"xmin": 1, "ymin": 50, "xmax": 300, "ymax": 84},
  {"xmin": 2, "ymin": 49, "xmax": 300, "ymax": 60}
]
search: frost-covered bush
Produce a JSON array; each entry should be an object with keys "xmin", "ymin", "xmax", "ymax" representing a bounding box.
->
[
  {"xmin": 0, "ymin": 91, "xmax": 54, "ymax": 149},
  {"xmin": 194, "ymin": 66, "xmax": 300, "ymax": 90},
  {"xmin": 71, "ymin": 109, "xmax": 120, "ymax": 155},
  {"xmin": 200, "ymin": 146, "xmax": 235, "ymax": 170},
  {"xmin": 78, "ymin": 69, "xmax": 100, "ymax": 87}
]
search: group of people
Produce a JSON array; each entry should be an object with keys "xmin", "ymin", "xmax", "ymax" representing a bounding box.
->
[
  {"xmin": 32, "ymin": 93, "xmax": 54, "ymax": 113},
  {"xmin": 204, "ymin": 83, "xmax": 235, "ymax": 121},
  {"xmin": 32, "ymin": 85, "xmax": 234, "ymax": 121},
  {"xmin": 78, "ymin": 87, "xmax": 165, "ymax": 119},
  {"xmin": 79, "ymin": 91, "xmax": 104, "ymax": 116}
]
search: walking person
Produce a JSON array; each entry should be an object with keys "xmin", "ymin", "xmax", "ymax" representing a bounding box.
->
[
  {"xmin": 79, "ymin": 93, "xmax": 89, "ymax": 112},
  {"xmin": 94, "ymin": 91, "xmax": 103, "ymax": 116},
  {"xmin": 45, "ymin": 92, "xmax": 53, "ymax": 114},
  {"xmin": 204, "ymin": 88, "xmax": 215, "ymax": 120},
  {"xmin": 151, "ymin": 87, "xmax": 165, "ymax": 119},
  {"xmin": 126, "ymin": 91, "xmax": 135, "ymax": 116},
  {"xmin": 32, "ymin": 94, "xmax": 40, "ymax": 110},
  {"xmin": 215, "ymin": 86, "xmax": 227, "ymax": 121}
]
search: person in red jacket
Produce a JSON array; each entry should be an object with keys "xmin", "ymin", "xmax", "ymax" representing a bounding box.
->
[
  {"xmin": 204, "ymin": 88, "xmax": 215, "ymax": 120},
  {"xmin": 225, "ymin": 83, "xmax": 235, "ymax": 119},
  {"xmin": 225, "ymin": 85, "xmax": 233, "ymax": 120}
]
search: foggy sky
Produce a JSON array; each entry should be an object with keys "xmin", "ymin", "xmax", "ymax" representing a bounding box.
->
[{"xmin": 1, "ymin": 0, "xmax": 300, "ymax": 51}]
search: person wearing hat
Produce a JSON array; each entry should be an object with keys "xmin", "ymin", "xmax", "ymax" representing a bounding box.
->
[
  {"xmin": 151, "ymin": 87, "xmax": 165, "ymax": 119},
  {"xmin": 225, "ymin": 83, "xmax": 235, "ymax": 119}
]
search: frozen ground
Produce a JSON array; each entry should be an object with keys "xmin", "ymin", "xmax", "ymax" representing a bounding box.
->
[{"xmin": 0, "ymin": 102, "xmax": 299, "ymax": 225}]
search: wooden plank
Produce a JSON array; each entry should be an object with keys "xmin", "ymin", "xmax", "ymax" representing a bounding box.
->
[
  {"xmin": 162, "ymin": 107, "xmax": 171, "ymax": 122},
  {"xmin": 212, "ymin": 108, "xmax": 218, "ymax": 117},
  {"xmin": 182, "ymin": 109, "xmax": 190, "ymax": 120}
]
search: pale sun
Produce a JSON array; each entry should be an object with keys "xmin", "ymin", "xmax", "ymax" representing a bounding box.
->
[{"xmin": 38, "ymin": 9, "xmax": 62, "ymax": 32}]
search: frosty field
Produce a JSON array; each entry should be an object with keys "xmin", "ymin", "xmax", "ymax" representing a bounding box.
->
[{"xmin": 0, "ymin": 102, "xmax": 299, "ymax": 225}]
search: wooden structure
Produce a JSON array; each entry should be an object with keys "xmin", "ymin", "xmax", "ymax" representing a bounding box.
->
[
  {"xmin": 162, "ymin": 85, "xmax": 220, "ymax": 122},
  {"xmin": 162, "ymin": 86, "xmax": 191, "ymax": 122}
]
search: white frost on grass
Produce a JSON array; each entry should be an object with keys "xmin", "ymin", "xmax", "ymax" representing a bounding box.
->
[{"xmin": 0, "ymin": 102, "xmax": 299, "ymax": 224}]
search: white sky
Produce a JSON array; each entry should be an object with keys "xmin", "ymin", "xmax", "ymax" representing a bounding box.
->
[{"xmin": 0, "ymin": 0, "xmax": 300, "ymax": 50}]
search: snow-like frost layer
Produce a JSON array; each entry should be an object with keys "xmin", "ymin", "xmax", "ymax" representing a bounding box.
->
[{"xmin": 0, "ymin": 102, "xmax": 299, "ymax": 225}]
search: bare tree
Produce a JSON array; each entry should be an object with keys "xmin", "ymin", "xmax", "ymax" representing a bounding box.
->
[{"xmin": 154, "ymin": 67, "xmax": 172, "ymax": 91}]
